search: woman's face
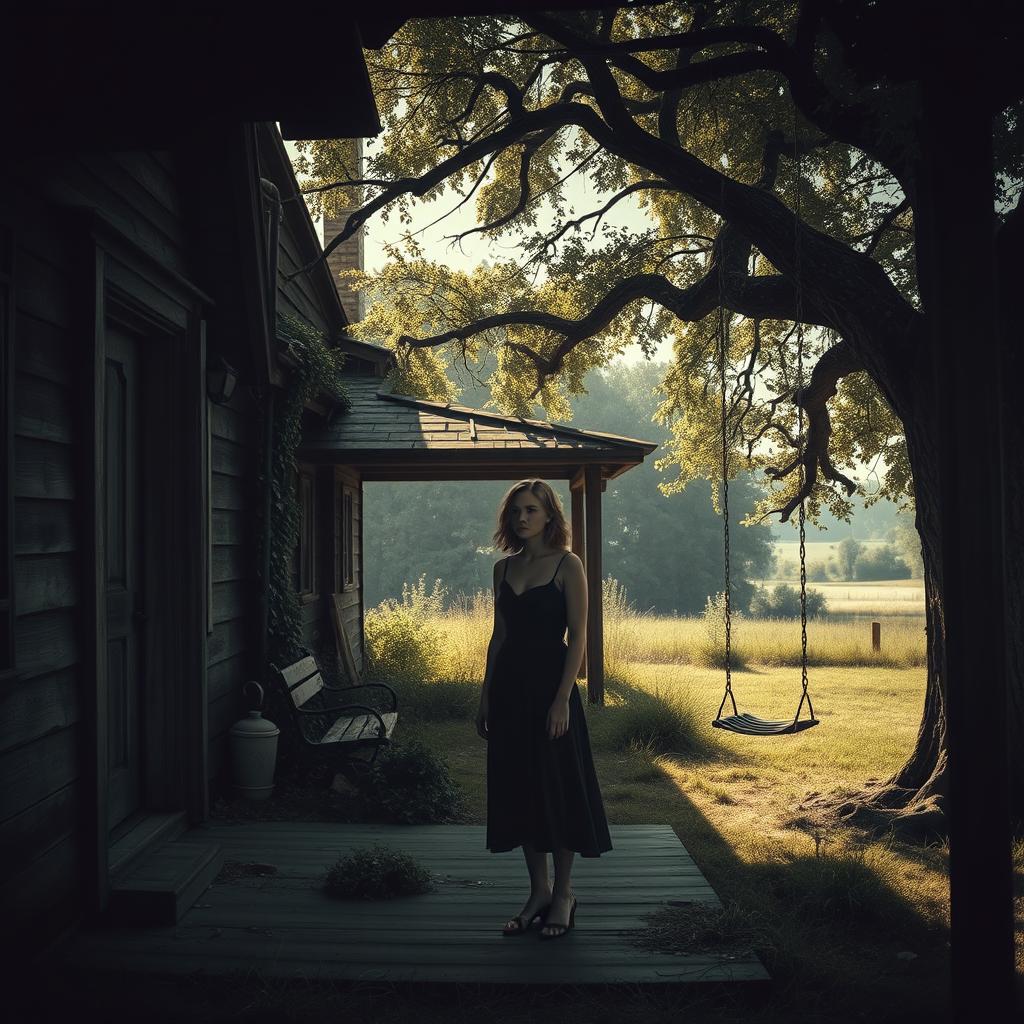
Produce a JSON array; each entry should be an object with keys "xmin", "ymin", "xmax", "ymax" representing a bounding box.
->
[{"xmin": 509, "ymin": 489, "xmax": 549, "ymax": 542}]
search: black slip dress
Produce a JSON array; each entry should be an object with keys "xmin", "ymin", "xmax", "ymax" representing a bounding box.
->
[{"xmin": 485, "ymin": 552, "xmax": 613, "ymax": 857}]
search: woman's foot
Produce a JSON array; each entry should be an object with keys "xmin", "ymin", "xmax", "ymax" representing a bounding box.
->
[
  {"xmin": 502, "ymin": 887, "xmax": 553, "ymax": 934},
  {"xmin": 540, "ymin": 890, "xmax": 575, "ymax": 938}
]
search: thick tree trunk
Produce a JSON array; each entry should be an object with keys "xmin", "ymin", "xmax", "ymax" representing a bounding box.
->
[{"xmin": 800, "ymin": 410, "xmax": 950, "ymax": 841}]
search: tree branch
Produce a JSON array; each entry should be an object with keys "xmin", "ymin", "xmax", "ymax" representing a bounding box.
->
[{"xmin": 764, "ymin": 337, "xmax": 864, "ymax": 520}]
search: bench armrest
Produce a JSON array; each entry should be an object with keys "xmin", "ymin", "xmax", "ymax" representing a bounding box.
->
[{"xmin": 323, "ymin": 681, "xmax": 398, "ymax": 712}]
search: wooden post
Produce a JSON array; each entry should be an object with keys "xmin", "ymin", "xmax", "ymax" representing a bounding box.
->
[
  {"xmin": 871, "ymin": 621, "xmax": 881, "ymax": 652},
  {"xmin": 583, "ymin": 464, "xmax": 603, "ymax": 704},
  {"xmin": 570, "ymin": 471, "xmax": 586, "ymax": 678}
]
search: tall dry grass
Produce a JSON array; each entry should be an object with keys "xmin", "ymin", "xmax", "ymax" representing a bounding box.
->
[{"xmin": 420, "ymin": 582, "xmax": 927, "ymax": 682}]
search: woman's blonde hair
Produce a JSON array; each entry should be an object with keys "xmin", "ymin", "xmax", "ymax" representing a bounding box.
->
[{"xmin": 492, "ymin": 478, "xmax": 570, "ymax": 553}]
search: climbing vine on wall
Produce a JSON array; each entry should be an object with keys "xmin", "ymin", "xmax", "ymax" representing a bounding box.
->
[{"xmin": 257, "ymin": 313, "xmax": 351, "ymax": 666}]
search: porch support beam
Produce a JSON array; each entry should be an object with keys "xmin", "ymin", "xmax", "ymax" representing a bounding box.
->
[
  {"xmin": 570, "ymin": 469, "xmax": 586, "ymax": 678},
  {"xmin": 583, "ymin": 464, "xmax": 604, "ymax": 705}
]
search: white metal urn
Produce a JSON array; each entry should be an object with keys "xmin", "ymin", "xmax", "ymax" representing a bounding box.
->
[{"xmin": 229, "ymin": 681, "xmax": 280, "ymax": 800}]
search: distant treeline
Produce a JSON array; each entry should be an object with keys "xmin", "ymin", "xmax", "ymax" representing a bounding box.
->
[{"xmin": 363, "ymin": 362, "xmax": 777, "ymax": 615}]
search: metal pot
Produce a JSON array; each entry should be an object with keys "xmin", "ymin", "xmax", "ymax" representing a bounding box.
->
[{"xmin": 229, "ymin": 682, "xmax": 280, "ymax": 800}]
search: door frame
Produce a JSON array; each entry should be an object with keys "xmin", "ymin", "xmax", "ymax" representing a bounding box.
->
[{"xmin": 79, "ymin": 212, "xmax": 211, "ymax": 914}]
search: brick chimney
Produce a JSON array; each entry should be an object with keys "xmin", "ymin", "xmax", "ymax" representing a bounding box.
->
[{"xmin": 322, "ymin": 137, "xmax": 365, "ymax": 325}]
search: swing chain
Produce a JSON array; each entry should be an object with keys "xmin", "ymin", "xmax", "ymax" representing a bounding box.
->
[
  {"xmin": 794, "ymin": 103, "xmax": 814, "ymax": 726},
  {"xmin": 717, "ymin": 192, "xmax": 738, "ymax": 722}
]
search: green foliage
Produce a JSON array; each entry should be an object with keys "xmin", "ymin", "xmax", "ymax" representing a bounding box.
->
[
  {"xmin": 748, "ymin": 584, "xmax": 829, "ymax": 620},
  {"xmin": 362, "ymin": 362, "xmax": 775, "ymax": 616},
  {"xmin": 364, "ymin": 575, "xmax": 447, "ymax": 683},
  {"xmin": 323, "ymin": 843, "xmax": 434, "ymax": 900},
  {"xmin": 836, "ymin": 538, "xmax": 863, "ymax": 580},
  {"xmin": 259, "ymin": 315, "xmax": 351, "ymax": 666},
  {"xmin": 360, "ymin": 738, "xmax": 468, "ymax": 825},
  {"xmin": 854, "ymin": 545, "xmax": 912, "ymax": 581}
]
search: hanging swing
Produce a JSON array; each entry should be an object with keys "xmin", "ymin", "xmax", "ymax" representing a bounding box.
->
[{"xmin": 710, "ymin": 128, "xmax": 819, "ymax": 737}]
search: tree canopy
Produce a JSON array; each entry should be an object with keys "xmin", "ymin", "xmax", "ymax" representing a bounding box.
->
[{"xmin": 295, "ymin": 2, "xmax": 1018, "ymax": 529}]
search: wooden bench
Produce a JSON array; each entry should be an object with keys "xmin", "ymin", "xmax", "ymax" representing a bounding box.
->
[{"xmin": 268, "ymin": 652, "xmax": 398, "ymax": 771}]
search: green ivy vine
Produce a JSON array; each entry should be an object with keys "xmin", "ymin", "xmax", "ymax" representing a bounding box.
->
[{"xmin": 257, "ymin": 313, "xmax": 352, "ymax": 667}]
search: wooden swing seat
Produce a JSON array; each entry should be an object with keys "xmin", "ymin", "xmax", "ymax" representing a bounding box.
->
[{"xmin": 712, "ymin": 712, "xmax": 819, "ymax": 735}]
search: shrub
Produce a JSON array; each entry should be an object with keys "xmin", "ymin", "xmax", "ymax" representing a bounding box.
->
[
  {"xmin": 324, "ymin": 843, "xmax": 434, "ymax": 899},
  {"xmin": 693, "ymin": 592, "xmax": 747, "ymax": 668},
  {"xmin": 364, "ymin": 575, "xmax": 446, "ymax": 683},
  {"xmin": 748, "ymin": 583, "xmax": 828, "ymax": 619},
  {"xmin": 360, "ymin": 738, "xmax": 467, "ymax": 824},
  {"xmin": 854, "ymin": 544, "xmax": 912, "ymax": 581},
  {"xmin": 606, "ymin": 686, "xmax": 715, "ymax": 758}
]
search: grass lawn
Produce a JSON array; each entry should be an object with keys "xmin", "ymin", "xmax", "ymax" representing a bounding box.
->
[{"xmin": 369, "ymin": 656, "xmax": 962, "ymax": 1023}]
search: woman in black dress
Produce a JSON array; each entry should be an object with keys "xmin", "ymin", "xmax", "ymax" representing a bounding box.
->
[{"xmin": 475, "ymin": 478, "xmax": 612, "ymax": 940}]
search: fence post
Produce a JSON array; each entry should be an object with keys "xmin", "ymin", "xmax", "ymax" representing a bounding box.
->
[{"xmin": 871, "ymin": 621, "xmax": 881, "ymax": 652}]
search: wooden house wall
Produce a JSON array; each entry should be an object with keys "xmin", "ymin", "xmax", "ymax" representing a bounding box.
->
[
  {"xmin": 0, "ymin": 150, "xmax": 198, "ymax": 949},
  {"xmin": 276, "ymin": 205, "xmax": 335, "ymax": 337},
  {"xmin": 206, "ymin": 392, "xmax": 260, "ymax": 780}
]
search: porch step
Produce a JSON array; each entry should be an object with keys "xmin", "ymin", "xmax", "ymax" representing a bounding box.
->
[
  {"xmin": 109, "ymin": 839, "xmax": 223, "ymax": 926},
  {"xmin": 108, "ymin": 811, "xmax": 188, "ymax": 877}
]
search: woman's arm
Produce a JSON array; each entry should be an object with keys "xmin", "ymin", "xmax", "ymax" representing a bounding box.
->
[
  {"xmin": 481, "ymin": 558, "xmax": 508, "ymax": 698},
  {"xmin": 554, "ymin": 553, "xmax": 588, "ymax": 703}
]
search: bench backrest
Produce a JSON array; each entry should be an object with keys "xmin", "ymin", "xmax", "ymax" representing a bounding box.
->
[{"xmin": 277, "ymin": 655, "xmax": 325, "ymax": 709}]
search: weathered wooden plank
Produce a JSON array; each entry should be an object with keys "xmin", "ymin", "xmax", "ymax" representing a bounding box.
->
[
  {"xmin": 279, "ymin": 655, "xmax": 319, "ymax": 688},
  {"xmin": 208, "ymin": 690, "xmax": 241, "ymax": 742},
  {"xmin": 0, "ymin": 780, "xmax": 78, "ymax": 877},
  {"xmin": 14, "ymin": 372, "xmax": 74, "ymax": 443},
  {"xmin": 14, "ymin": 436, "xmax": 76, "ymax": 500},
  {"xmin": 209, "ymin": 401, "xmax": 251, "ymax": 446},
  {"xmin": 211, "ymin": 472, "xmax": 247, "ymax": 511},
  {"xmin": 208, "ymin": 618, "xmax": 250, "ymax": 667},
  {"xmin": 14, "ymin": 607, "xmax": 78, "ymax": 679},
  {"xmin": 0, "ymin": 725, "xmax": 78, "ymax": 823},
  {"xmin": 211, "ymin": 546, "xmax": 251, "ymax": 585},
  {"xmin": 15, "ymin": 310, "xmax": 72, "ymax": 385},
  {"xmin": 211, "ymin": 509, "xmax": 248, "ymax": 547},
  {"xmin": 15, "ymin": 552, "xmax": 77, "ymax": 614},
  {"xmin": 211, "ymin": 435, "xmax": 250, "ymax": 477},
  {"xmin": 208, "ymin": 733, "xmax": 228, "ymax": 783},
  {"xmin": 211, "ymin": 580, "xmax": 250, "ymax": 623},
  {"xmin": 0, "ymin": 666, "xmax": 79, "ymax": 756},
  {"xmin": 106, "ymin": 151, "xmax": 183, "ymax": 221},
  {"xmin": 14, "ymin": 497, "xmax": 76, "ymax": 555},
  {"xmin": 207, "ymin": 652, "xmax": 248, "ymax": 705}
]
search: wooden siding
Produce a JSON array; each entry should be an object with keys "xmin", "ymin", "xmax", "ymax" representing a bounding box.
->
[
  {"xmin": 276, "ymin": 211, "xmax": 334, "ymax": 337},
  {"xmin": 207, "ymin": 395, "xmax": 260, "ymax": 781},
  {"xmin": 3, "ymin": 195, "xmax": 87, "ymax": 950}
]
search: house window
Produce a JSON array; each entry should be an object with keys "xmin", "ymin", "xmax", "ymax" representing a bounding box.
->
[
  {"xmin": 336, "ymin": 484, "xmax": 354, "ymax": 590},
  {"xmin": 295, "ymin": 470, "xmax": 316, "ymax": 595},
  {"xmin": 0, "ymin": 226, "xmax": 13, "ymax": 673}
]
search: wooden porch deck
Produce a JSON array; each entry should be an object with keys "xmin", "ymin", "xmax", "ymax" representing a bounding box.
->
[{"xmin": 58, "ymin": 822, "xmax": 769, "ymax": 986}]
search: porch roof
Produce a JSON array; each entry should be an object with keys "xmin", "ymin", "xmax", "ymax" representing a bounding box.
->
[{"xmin": 298, "ymin": 374, "xmax": 659, "ymax": 481}]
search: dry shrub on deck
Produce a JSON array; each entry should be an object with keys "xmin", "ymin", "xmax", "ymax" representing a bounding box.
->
[{"xmin": 324, "ymin": 843, "xmax": 434, "ymax": 900}]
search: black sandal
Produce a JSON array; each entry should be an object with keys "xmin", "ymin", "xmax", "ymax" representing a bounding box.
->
[
  {"xmin": 539, "ymin": 895, "xmax": 577, "ymax": 940},
  {"xmin": 502, "ymin": 900, "xmax": 552, "ymax": 936}
]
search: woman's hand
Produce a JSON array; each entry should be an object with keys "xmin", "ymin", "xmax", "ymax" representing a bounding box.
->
[
  {"xmin": 547, "ymin": 696, "xmax": 570, "ymax": 740},
  {"xmin": 475, "ymin": 692, "xmax": 489, "ymax": 740}
]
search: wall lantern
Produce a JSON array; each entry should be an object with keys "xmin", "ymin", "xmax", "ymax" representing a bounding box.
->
[{"xmin": 206, "ymin": 356, "xmax": 238, "ymax": 406}]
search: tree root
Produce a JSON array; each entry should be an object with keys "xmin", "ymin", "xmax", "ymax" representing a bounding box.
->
[{"xmin": 790, "ymin": 781, "xmax": 948, "ymax": 843}]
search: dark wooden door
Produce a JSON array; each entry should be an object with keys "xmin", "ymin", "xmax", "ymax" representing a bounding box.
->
[{"xmin": 105, "ymin": 326, "xmax": 146, "ymax": 830}]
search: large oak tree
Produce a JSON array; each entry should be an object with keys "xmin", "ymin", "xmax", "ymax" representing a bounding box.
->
[{"xmin": 294, "ymin": 1, "xmax": 1022, "ymax": 834}]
